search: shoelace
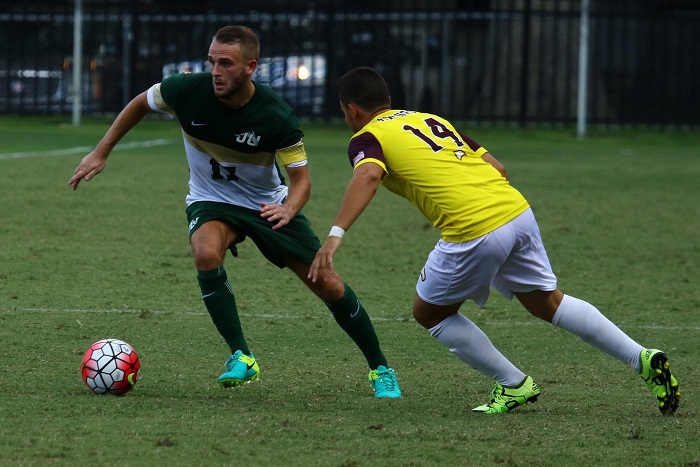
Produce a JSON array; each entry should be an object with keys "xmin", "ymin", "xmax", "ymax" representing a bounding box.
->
[
  {"xmin": 377, "ymin": 370, "xmax": 397, "ymax": 391},
  {"xmin": 488, "ymin": 383, "xmax": 504, "ymax": 404},
  {"xmin": 224, "ymin": 355, "xmax": 240, "ymax": 371}
]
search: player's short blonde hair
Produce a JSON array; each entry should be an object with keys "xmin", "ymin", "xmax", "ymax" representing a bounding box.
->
[{"xmin": 213, "ymin": 25, "xmax": 260, "ymax": 61}]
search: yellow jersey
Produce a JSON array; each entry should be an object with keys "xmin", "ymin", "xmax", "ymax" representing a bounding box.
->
[{"xmin": 348, "ymin": 109, "xmax": 530, "ymax": 242}]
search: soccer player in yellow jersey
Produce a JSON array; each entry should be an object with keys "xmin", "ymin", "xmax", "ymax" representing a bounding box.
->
[{"xmin": 309, "ymin": 66, "xmax": 680, "ymax": 415}]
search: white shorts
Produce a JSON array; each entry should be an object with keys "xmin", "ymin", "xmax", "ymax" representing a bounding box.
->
[{"xmin": 416, "ymin": 208, "xmax": 557, "ymax": 307}]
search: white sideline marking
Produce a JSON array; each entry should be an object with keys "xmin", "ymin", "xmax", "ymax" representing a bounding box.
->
[
  {"xmin": 0, "ymin": 139, "xmax": 173, "ymax": 160},
  {"xmin": 7, "ymin": 306, "xmax": 402, "ymax": 321},
  {"xmin": 6, "ymin": 306, "xmax": 698, "ymax": 330}
]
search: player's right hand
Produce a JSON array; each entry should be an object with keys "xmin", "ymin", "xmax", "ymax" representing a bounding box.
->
[{"xmin": 68, "ymin": 150, "xmax": 108, "ymax": 190}]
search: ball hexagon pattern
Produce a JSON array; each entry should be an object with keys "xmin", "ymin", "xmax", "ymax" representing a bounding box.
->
[{"xmin": 81, "ymin": 338, "xmax": 140, "ymax": 395}]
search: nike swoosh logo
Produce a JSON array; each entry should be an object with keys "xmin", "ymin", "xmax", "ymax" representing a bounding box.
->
[
  {"xmin": 246, "ymin": 362, "xmax": 256, "ymax": 371},
  {"xmin": 201, "ymin": 291, "xmax": 216, "ymax": 299},
  {"xmin": 191, "ymin": 121, "xmax": 207, "ymax": 126},
  {"xmin": 349, "ymin": 301, "xmax": 361, "ymax": 318}
]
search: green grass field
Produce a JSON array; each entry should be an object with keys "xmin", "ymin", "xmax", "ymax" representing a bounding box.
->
[{"xmin": 0, "ymin": 115, "xmax": 698, "ymax": 466}]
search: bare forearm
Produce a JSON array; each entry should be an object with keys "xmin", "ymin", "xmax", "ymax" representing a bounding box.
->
[
  {"xmin": 96, "ymin": 91, "xmax": 151, "ymax": 155},
  {"xmin": 68, "ymin": 91, "xmax": 151, "ymax": 190},
  {"xmin": 332, "ymin": 167, "xmax": 381, "ymax": 230},
  {"xmin": 260, "ymin": 164, "xmax": 311, "ymax": 229},
  {"xmin": 307, "ymin": 164, "xmax": 381, "ymax": 283},
  {"xmin": 283, "ymin": 175, "xmax": 310, "ymax": 217}
]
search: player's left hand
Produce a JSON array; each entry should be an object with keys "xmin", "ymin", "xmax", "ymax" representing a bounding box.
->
[{"xmin": 260, "ymin": 202, "xmax": 293, "ymax": 230}]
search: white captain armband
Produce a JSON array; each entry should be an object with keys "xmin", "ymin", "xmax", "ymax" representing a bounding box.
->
[{"xmin": 285, "ymin": 160, "xmax": 308, "ymax": 168}]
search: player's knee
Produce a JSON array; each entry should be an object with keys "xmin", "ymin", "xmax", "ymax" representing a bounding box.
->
[
  {"xmin": 309, "ymin": 273, "xmax": 345, "ymax": 302},
  {"xmin": 515, "ymin": 289, "xmax": 562, "ymax": 322},
  {"xmin": 192, "ymin": 244, "xmax": 225, "ymax": 271},
  {"xmin": 412, "ymin": 307, "xmax": 431, "ymax": 329}
]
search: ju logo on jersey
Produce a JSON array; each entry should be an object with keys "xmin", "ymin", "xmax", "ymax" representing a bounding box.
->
[{"xmin": 235, "ymin": 131, "xmax": 261, "ymax": 147}]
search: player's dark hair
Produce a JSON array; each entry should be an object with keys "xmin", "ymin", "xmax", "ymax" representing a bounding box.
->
[
  {"xmin": 213, "ymin": 25, "xmax": 260, "ymax": 61},
  {"xmin": 337, "ymin": 67, "xmax": 391, "ymax": 113}
]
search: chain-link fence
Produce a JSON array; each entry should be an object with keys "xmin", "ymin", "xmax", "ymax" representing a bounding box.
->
[{"xmin": 1, "ymin": 0, "xmax": 698, "ymax": 127}]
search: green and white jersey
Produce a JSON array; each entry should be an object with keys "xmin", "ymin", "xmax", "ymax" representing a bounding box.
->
[{"xmin": 146, "ymin": 72, "xmax": 308, "ymax": 209}]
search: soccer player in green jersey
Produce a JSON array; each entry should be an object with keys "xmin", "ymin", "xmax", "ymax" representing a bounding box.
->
[
  {"xmin": 309, "ymin": 66, "xmax": 680, "ymax": 414},
  {"xmin": 68, "ymin": 27, "xmax": 401, "ymax": 398}
]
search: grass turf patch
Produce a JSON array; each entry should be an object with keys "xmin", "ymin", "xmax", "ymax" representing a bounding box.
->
[{"xmin": 0, "ymin": 116, "xmax": 698, "ymax": 466}]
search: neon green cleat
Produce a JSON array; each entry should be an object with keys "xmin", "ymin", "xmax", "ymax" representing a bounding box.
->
[
  {"xmin": 639, "ymin": 349, "xmax": 680, "ymax": 415},
  {"xmin": 218, "ymin": 350, "xmax": 260, "ymax": 388},
  {"xmin": 472, "ymin": 375, "xmax": 540, "ymax": 413},
  {"xmin": 368, "ymin": 365, "xmax": 402, "ymax": 398}
]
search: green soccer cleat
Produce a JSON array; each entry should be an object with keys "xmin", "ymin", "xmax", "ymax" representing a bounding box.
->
[
  {"xmin": 218, "ymin": 350, "xmax": 260, "ymax": 388},
  {"xmin": 368, "ymin": 365, "xmax": 402, "ymax": 398},
  {"xmin": 639, "ymin": 349, "xmax": 680, "ymax": 415},
  {"xmin": 472, "ymin": 375, "xmax": 540, "ymax": 414}
]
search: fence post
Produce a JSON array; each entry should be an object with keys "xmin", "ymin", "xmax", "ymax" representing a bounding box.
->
[
  {"xmin": 122, "ymin": 13, "xmax": 133, "ymax": 108},
  {"xmin": 519, "ymin": 0, "xmax": 531, "ymax": 128},
  {"xmin": 71, "ymin": 0, "xmax": 83, "ymax": 126},
  {"xmin": 577, "ymin": 0, "xmax": 591, "ymax": 138}
]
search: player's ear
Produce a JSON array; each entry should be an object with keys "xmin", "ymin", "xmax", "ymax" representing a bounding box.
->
[
  {"xmin": 347, "ymin": 102, "xmax": 361, "ymax": 118},
  {"xmin": 246, "ymin": 59, "xmax": 258, "ymax": 75}
]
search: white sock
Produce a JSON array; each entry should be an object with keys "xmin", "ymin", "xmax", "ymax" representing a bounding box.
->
[
  {"xmin": 552, "ymin": 294, "xmax": 643, "ymax": 372},
  {"xmin": 429, "ymin": 312, "xmax": 527, "ymax": 387}
]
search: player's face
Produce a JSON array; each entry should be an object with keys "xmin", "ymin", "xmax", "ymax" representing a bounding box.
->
[{"xmin": 207, "ymin": 40, "xmax": 255, "ymax": 99}]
